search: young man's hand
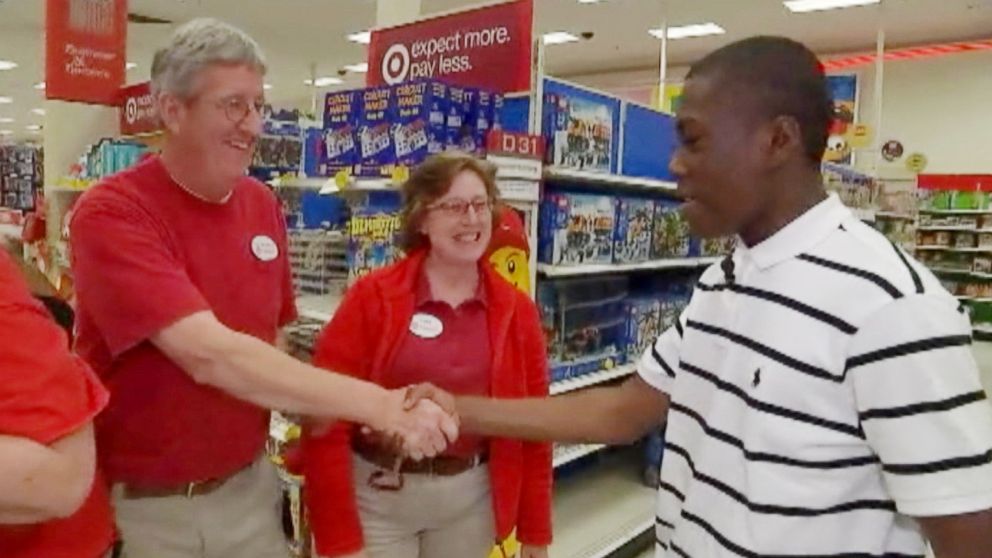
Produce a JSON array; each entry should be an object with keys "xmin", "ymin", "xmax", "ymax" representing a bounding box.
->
[
  {"xmin": 403, "ymin": 382, "xmax": 458, "ymax": 417},
  {"xmin": 376, "ymin": 389, "xmax": 458, "ymax": 461}
]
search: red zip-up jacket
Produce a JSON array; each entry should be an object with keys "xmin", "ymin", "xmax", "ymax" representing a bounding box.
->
[{"xmin": 302, "ymin": 250, "xmax": 553, "ymax": 557}]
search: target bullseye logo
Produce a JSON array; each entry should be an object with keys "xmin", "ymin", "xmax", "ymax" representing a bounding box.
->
[
  {"xmin": 125, "ymin": 97, "xmax": 138, "ymax": 124},
  {"xmin": 381, "ymin": 43, "xmax": 411, "ymax": 85}
]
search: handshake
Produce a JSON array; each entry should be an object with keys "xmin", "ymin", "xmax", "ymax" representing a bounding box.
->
[{"xmin": 375, "ymin": 383, "xmax": 459, "ymax": 461}]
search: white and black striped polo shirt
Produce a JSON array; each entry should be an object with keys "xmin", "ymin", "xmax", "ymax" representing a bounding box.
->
[{"xmin": 639, "ymin": 194, "xmax": 992, "ymax": 558}]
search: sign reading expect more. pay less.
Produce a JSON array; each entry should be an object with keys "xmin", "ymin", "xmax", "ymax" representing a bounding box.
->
[{"xmin": 367, "ymin": 0, "xmax": 533, "ymax": 93}]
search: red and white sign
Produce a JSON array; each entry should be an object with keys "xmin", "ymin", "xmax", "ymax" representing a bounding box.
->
[
  {"xmin": 118, "ymin": 82, "xmax": 161, "ymax": 136},
  {"xmin": 368, "ymin": 0, "xmax": 532, "ymax": 93},
  {"xmin": 487, "ymin": 130, "xmax": 544, "ymax": 160},
  {"xmin": 45, "ymin": 0, "xmax": 127, "ymax": 105}
]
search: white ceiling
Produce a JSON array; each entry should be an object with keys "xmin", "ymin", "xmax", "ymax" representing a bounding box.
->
[{"xmin": 1, "ymin": 0, "xmax": 990, "ymax": 142}]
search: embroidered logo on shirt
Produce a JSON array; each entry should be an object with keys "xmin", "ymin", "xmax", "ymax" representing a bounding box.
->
[{"xmin": 752, "ymin": 368, "xmax": 762, "ymax": 388}]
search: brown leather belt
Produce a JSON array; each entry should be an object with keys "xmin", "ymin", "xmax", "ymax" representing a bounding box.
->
[
  {"xmin": 353, "ymin": 438, "xmax": 488, "ymax": 476},
  {"xmin": 118, "ymin": 462, "xmax": 252, "ymax": 500}
]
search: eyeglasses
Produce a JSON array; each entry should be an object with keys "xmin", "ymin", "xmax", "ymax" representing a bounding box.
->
[
  {"xmin": 213, "ymin": 95, "xmax": 266, "ymax": 123},
  {"xmin": 427, "ymin": 198, "xmax": 492, "ymax": 217}
]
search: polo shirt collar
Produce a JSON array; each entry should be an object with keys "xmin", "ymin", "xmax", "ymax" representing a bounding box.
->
[
  {"xmin": 739, "ymin": 193, "xmax": 850, "ymax": 271},
  {"xmin": 414, "ymin": 265, "xmax": 489, "ymax": 308}
]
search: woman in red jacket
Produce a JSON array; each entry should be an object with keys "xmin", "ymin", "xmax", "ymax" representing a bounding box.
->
[{"xmin": 303, "ymin": 152, "xmax": 552, "ymax": 558}]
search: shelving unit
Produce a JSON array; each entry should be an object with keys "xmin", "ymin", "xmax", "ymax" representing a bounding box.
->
[
  {"xmin": 876, "ymin": 211, "xmax": 915, "ymax": 221},
  {"xmin": 549, "ymin": 452, "xmax": 656, "ymax": 558},
  {"xmin": 544, "ymin": 167, "xmax": 676, "ymax": 193},
  {"xmin": 538, "ymin": 257, "xmax": 719, "ymax": 278},
  {"xmin": 919, "ymin": 208, "xmax": 992, "ymax": 216},
  {"xmin": 553, "ymin": 443, "xmax": 608, "ymax": 469},
  {"xmin": 551, "ymin": 363, "xmax": 637, "ymax": 396}
]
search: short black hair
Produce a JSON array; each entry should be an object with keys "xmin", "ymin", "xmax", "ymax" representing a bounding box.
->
[{"xmin": 686, "ymin": 36, "xmax": 832, "ymax": 166}]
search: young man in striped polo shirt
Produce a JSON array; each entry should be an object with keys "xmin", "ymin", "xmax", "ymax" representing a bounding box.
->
[{"xmin": 411, "ymin": 36, "xmax": 992, "ymax": 557}]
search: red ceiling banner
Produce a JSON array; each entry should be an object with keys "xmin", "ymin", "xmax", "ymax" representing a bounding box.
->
[
  {"xmin": 45, "ymin": 0, "xmax": 128, "ymax": 105},
  {"xmin": 822, "ymin": 39, "xmax": 992, "ymax": 72},
  {"xmin": 367, "ymin": 0, "xmax": 533, "ymax": 93}
]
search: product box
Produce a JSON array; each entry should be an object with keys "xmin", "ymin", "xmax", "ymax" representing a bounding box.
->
[
  {"xmin": 542, "ymin": 92, "xmax": 615, "ymax": 173},
  {"xmin": 357, "ymin": 86, "xmax": 396, "ymax": 178},
  {"xmin": 699, "ymin": 236, "xmax": 737, "ymax": 257},
  {"xmin": 446, "ymin": 86, "xmax": 480, "ymax": 152},
  {"xmin": 539, "ymin": 192, "xmax": 617, "ymax": 266},
  {"xmin": 613, "ymin": 197, "xmax": 655, "ymax": 263},
  {"xmin": 651, "ymin": 199, "xmax": 691, "ymax": 259},
  {"xmin": 492, "ymin": 93, "xmax": 504, "ymax": 131},
  {"xmin": 323, "ymin": 90, "xmax": 362, "ymax": 175},
  {"xmin": 346, "ymin": 197, "xmax": 402, "ymax": 284},
  {"xmin": 392, "ymin": 81, "xmax": 448, "ymax": 168},
  {"xmin": 621, "ymin": 297, "xmax": 662, "ymax": 360}
]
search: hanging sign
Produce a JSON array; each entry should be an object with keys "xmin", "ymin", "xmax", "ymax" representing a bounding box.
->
[
  {"xmin": 118, "ymin": 82, "xmax": 161, "ymax": 136},
  {"xmin": 45, "ymin": 0, "xmax": 128, "ymax": 105}
]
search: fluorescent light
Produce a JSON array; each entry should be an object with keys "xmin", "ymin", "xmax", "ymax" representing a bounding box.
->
[
  {"xmin": 348, "ymin": 30, "xmax": 371, "ymax": 44},
  {"xmin": 34, "ymin": 81, "xmax": 45, "ymax": 90},
  {"xmin": 543, "ymin": 32, "xmax": 580, "ymax": 45},
  {"xmin": 344, "ymin": 62, "xmax": 368, "ymax": 73},
  {"xmin": 263, "ymin": 83, "xmax": 273, "ymax": 90},
  {"xmin": 0, "ymin": 97, "xmax": 11, "ymax": 104},
  {"xmin": 0, "ymin": 117, "xmax": 12, "ymax": 123},
  {"xmin": 0, "ymin": 60, "xmax": 16, "ymax": 71},
  {"xmin": 649, "ymin": 23, "xmax": 726, "ymax": 40},
  {"xmin": 784, "ymin": 0, "xmax": 880, "ymax": 13},
  {"xmin": 578, "ymin": 0, "xmax": 605, "ymax": 3},
  {"xmin": 304, "ymin": 77, "xmax": 343, "ymax": 87},
  {"xmin": 0, "ymin": 130, "xmax": 12, "ymax": 135},
  {"xmin": 25, "ymin": 124, "xmax": 41, "ymax": 132},
  {"xmin": 126, "ymin": 62, "xmax": 137, "ymax": 70}
]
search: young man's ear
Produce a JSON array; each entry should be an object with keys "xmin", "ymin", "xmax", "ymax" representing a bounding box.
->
[{"xmin": 764, "ymin": 115, "xmax": 805, "ymax": 169}]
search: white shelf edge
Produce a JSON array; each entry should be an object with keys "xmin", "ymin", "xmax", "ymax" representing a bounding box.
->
[
  {"xmin": 550, "ymin": 363, "xmax": 637, "ymax": 396},
  {"xmin": 587, "ymin": 518, "xmax": 654, "ymax": 558},
  {"xmin": 917, "ymin": 226, "xmax": 978, "ymax": 232},
  {"xmin": 959, "ymin": 296, "xmax": 992, "ymax": 303},
  {"xmin": 544, "ymin": 166, "xmax": 677, "ymax": 191},
  {"xmin": 915, "ymin": 246, "xmax": 992, "ymax": 253},
  {"xmin": 875, "ymin": 211, "xmax": 916, "ymax": 220},
  {"xmin": 974, "ymin": 324, "xmax": 992, "ymax": 335},
  {"xmin": 919, "ymin": 208, "xmax": 992, "ymax": 215},
  {"xmin": 538, "ymin": 257, "xmax": 720, "ymax": 278},
  {"xmin": 553, "ymin": 443, "xmax": 608, "ymax": 469},
  {"xmin": 930, "ymin": 268, "xmax": 992, "ymax": 280}
]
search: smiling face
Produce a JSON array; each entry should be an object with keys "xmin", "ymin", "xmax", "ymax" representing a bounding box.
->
[
  {"xmin": 159, "ymin": 63, "xmax": 264, "ymax": 191},
  {"xmin": 419, "ymin": 170, "xmax": 494, "ymax": 266}
]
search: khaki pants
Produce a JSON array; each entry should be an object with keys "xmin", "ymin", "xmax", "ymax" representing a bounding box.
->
[
  {"xmin": 112, "ymin": 456, "xmax": 289, "ymax": 558},
  {"xmin": 337, "ymin": 453, "xmax": 496, "ymax": 558}
]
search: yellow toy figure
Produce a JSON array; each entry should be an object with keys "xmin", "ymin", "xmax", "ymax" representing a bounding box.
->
[{"xmin": 485, "ymin": 204, "xmax": 531, "ymax": 294}]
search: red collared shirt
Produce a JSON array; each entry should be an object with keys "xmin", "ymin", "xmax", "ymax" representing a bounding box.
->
[{"xmin": 381, "ymin": 269, "xmax": 490, "ymax": 457}]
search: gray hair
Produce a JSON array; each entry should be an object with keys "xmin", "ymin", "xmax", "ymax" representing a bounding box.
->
[{"xmin": 151, "ymin": 18, "xmax": 267, "ymax": 99}]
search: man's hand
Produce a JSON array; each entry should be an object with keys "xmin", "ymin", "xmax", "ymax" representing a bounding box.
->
[
  {"xmin": 377, "ymin": 389, "xmax": 458, "ymax": 461},
  {"xmin": 404, "ymin": 382, "xmax": 457, "ymax": 417},
  {"xmin": 521, "ymin": 544, "xmax": 549, "ymax": 558}
]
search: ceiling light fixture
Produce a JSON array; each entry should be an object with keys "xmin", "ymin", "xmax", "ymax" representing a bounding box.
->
[
  {"xmin": 344, "ymin": 62, "xmax": 369, "ymax": 73},
  {"xmin": 348, "ymin": 31, "xmax": 371, "ymax": 44},
  {"xmin": 784, "ymin": 0, "xmax": 880, "ymax": 13},
  {"xmin": 649, "ymin": 22, "xmax": 726, "ymax": 40},
  {"xmin": 34, "ymin": 82, "xmax": 45, "ymax": 90},
  {"xmin": 543, "ymin": 32, "xmax": 580, "ymax": 45},
  {"xmin": 0, "ymin": 60, "xmax": 17, "ymax": 71},
  {"xmin": 126, "ymin": 62, "xmax": 137, "ymax": 70},
  {"xmin": 0, "ymin": 97, "xmax": 12, "ymax": 104},
  {"xmin": 31, "ymin": 108, "xmax": 45, "ymax": 116},
  {"xmin": 0, "ymin": 117, "xmax": 12, "ymax": 124},
  {"xmin": 305, "ymin": 77, "xmax": 343, "ymax": 87},
  {"xmin": 263, "ymin": 83, "xmax": 273, "ymax": 90},
  {"xmin": 0, "ymin": 130, "xmax": 13, "ymax": 135},
  {"xmin": 577, "ymin": 0, "xmax": 605, "ymax": 3},
  {"xmin": 26, "ymin": 124, "xmax": 41, "ymax": 132}
]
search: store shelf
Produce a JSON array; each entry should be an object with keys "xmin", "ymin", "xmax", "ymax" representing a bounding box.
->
[
  {"xmin": 538, "ymin": 257, "xmax": 719, "ymax": 278},
  {"xmin": 974, "ymin": 324, "xmax": 992, "ymax": 336},
  {"xmin": 550, "ymin": 453, "xmax": 656, "ymax": 558},
  {"xmin": 930, "ymin": 268, "xmax": 992, "ymax": 280},
  {"xmin": 876, "ymin": 211, "xmax": 916, "ymax": 221},
  {"xmin": 0, "ymin": 223, "xmax": 22, "ymax": 238},
  {"xmin": 917, "ymin": 225, "xmax": 978, "ymax": 232},
  {"xmin": 544, "ymin": 167, "xmax": 677, "ymax": 193},
  {"xmin": 851, "ymin": 208, "xmax": 876, "ymax": 222},
  {"xmin": 550, "ymin": 363, "xmax": 637, "ymax": 396},
  {"xmin": 553, "ymin": 443, "xmax": 608, "ymax": 469},
  {"xmin": 296, "ymin": 293, "xmax": 341, "ymax": 323},
  {"xmin": 958, "ymin": 296, "xmax": 992, "ymax": 303},
  {"xmin": 915, "ymin": 246, "xmax": 992, "ymax": 253},
  {"xmin": 919, "ymin": 208, "xmax": 992, "ymax": 215}
]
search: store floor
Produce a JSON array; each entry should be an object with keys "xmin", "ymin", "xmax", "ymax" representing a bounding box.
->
[{"xmin": 630, "ymin": 341, "xmax": 992, "ymax": 558}]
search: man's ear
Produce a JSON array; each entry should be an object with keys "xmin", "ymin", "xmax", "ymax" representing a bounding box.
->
[
  {"xmin": 765, "ymin": 115, "xmax": 805, "ymax": 169},
  {"xmin": 156, "ymin": 93, "xmax": 183, "ymax": 135}
]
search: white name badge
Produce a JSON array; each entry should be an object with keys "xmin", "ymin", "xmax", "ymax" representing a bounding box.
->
[
  {"xmin": 410, "ymin": 313, "xmax": 443, "ymax": 339},
  {"xmin": 251, "ymin": 235, "xmax": 279, "ymax": 262}
]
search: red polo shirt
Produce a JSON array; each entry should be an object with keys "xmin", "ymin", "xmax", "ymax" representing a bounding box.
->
[
  {"xmin": 0, "ymin": 251, "xmax": 114, "ymax": 558},
  {"xmin": 381, "ymin": 270, "xmax": 490, "ymax": 457},
  {"xmin": 69, "ymin": 155, "xmax": 297, "ymax": 486}
]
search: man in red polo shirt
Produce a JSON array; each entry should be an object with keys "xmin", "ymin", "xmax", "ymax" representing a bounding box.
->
[
  {"xmin": 69, "ymin": 18, "xmax": 456, "ymax": 558},
  {"xmin": 0, "ymin": 250, "xmax": 114, "ymax": 558}
]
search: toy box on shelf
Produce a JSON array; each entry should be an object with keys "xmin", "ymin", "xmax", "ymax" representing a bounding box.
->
[
  {"xmin": 0, "ymin": 145, "xmax": 43, "ymax": 211},
  {"xmin": 822, "ymin": 162, "xmax": 878, "ymax": 219},
  {"xmin": 539, "ymin": 275, "xmax": 629, "ymax": 382},
  {"xmin": 542, "ymin": 79, "xmax": 620, "ymax": 174},
  {"xmin": 538, "ymin": 191, "xmax": 616, "ymax": 266},
  {"xmin": 251, "ymin": 113, "xmax": 303, "ymax": 178},
  {"xmin": 613, "ymin": 197, "xmax": 654, "ymax": 264},
  {"xmin": 288, "ymin": 230, "xmax": 348, "ymax": 298},
  {"xmin": 651, "ymin": 199, "xmax": 692, "ymax": 259},
  {"xmin": 346, "ymin": 194, "xmax": 403, "ymax": 285}
]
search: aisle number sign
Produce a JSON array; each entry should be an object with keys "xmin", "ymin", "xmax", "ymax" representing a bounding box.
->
[
  {"xmin": 46, "ymin": 0, "xmax": 127, "ymax": 105},
  {"xmin": 367, "ymin": 0, "xmax": 533, "ymax": 93}
]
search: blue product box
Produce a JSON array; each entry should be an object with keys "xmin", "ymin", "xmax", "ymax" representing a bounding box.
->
[
  {"xmin": 622, "ymin": 297, "xmax": 663, "ymax": 361},
  {"xmin": 614, "ymin": 197, "xmax": 655, "ymax": 264},
  {"xmin": 470, "ymin": 89, "xmax": 496, "ymax": 154},
  {"xmin": 303, "ymin": 128, "xmax": 325, "ymax": 177},
  {"xmin": 445, "ymin": 86, "xmax": 471, "ymax": 151},
  {"xmin": 538, "ymin": 192, "xmax": 617, "ymax": 266},
  {"xmin": 357, "ymin": 86, "xmax": 396, "ymax": 178},
  {"xmin": 651, "ymin": 199, "xmax": 691, "ymax": 259},
  {"xmin": 347, "ymin": 195, "xmax": 402, "ymax": 284},
  {"xmin": 392, "ymin": 81, "xmax": 448, "ymax": 168},
  {"xmin": 323, "ymin": 90, "xmax": 362, "ymax": 175}
]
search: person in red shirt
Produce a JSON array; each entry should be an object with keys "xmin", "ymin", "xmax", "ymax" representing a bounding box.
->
[
  {"xmin": 68, "ymin": 18, "xmax": 456, "ymax": 558},
  {"xmin": 303, "ymin": 152, "xmax": 552, "ymax": 558},
  {"xmin": 0, "ymin": 250, "xmax": 114, "ymax": 558}
]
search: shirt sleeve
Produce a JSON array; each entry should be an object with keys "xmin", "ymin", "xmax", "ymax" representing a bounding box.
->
[
  {"xmin": 638, "ymin": 309, "xmax": 687, "ymax": 395},
  {"xmin": 846, "ymin": 293, "xmax": 992, "ymax": 517},
  {"xmin": 0, "ymin": 257, "xmax": 109, "ymax": 444},
  {"xmin": 273, "ymin": 199, "xmax": 298, "ymax": 327},
  {"xmin": 69, "ymin": 190, "xmax": 210, "ymax": 356}
]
